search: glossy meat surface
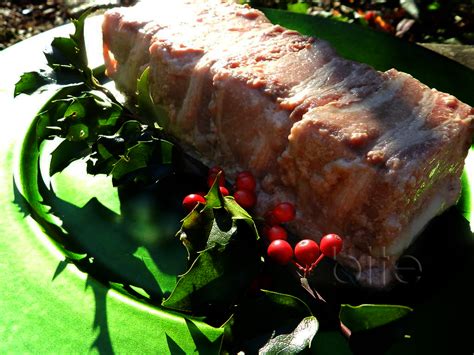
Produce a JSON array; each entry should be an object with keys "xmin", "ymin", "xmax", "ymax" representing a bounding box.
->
[{"xmin": 103, "ymin": 0, "xmax": 474, "ymax": 287}]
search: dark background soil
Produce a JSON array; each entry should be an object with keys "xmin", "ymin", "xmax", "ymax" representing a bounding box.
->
[
  {"xmin": 1, "ymin": 0, "xmax": 473, "ymax": 59},
  {"xmin": 0, "ymin": 0, "xmax": 133, "ymax": 50}
]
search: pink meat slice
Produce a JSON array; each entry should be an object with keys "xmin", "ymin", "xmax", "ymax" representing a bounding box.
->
[{"xmin": 102, "ymin": 0, "xmax": 474, "ymax": 287}]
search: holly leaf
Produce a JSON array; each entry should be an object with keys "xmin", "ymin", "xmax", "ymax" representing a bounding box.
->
[
  {"xmin": 161, "ymin": 239, "xmax": 260, "ymax": 316},
  {"xmin": 339, "ymin": 304, "xmax": 413, "ymax": 332},
  {"xmin": 223, "ymin": 195, "xmax": 259, "ymax": 237},
  {"xmin": 163, "ymin": 182, "xmax": 261, "ymax": 317},
  {"xmin": 14, "ymin": 71, "xmax": 52, "ymax": 97},
  {"xmin": 111, "ymin": 142, "xmax": 155, "ymax": 181},
  {"xmin": 225, "ymin": 290, "xmax": 314, "ymax": 353},
  {"xmin": 69, "ymin": 9, "xmax": 89, "ymax": 68},
  {"xmin": 259, "ymin": 316, "xmax": 319, "ymax": 354},
  {"xmin": 136, "ymin": 67, "xmax": 169, "ymax": 128},
  {"xmin": 50, "ymin": 139, "xmax": 91, "ymax": 176}
]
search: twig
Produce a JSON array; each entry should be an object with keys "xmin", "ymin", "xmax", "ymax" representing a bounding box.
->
[{"xmin": 299, "ymin": 276, "xmax": 352, "ymax": 340}]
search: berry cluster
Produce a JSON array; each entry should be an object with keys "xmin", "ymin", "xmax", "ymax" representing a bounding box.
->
[
  {"xmin": 181, "ymin": 166, "xmax": 257, "ymax": 212},
  {"xmin": 181, "ymin": 166, "xmax": 344, "ymax": 278},
  {"xmin": 266, "ymin": 233, "xmax": 343, "ymax": 276},
  {"xmin": 232, "ymin": 171, "xmax": 257, "ymax": 209},
  {"xmin": 262, "ymin": 202, "xmax": 296, "ymax": 241}
]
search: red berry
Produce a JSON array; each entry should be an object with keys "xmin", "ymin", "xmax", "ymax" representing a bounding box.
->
[
  {"xmin": 219, "ymin": 186, "xmax": 230, "ymax": 196},
  {"xmin": 320, "ymin": 234, "xmax": 343, "ymax": 257},
  {"xmin": 234, "ymin": 190, "xmax": 256, "ymax": 209},
  {"xmin": 272, "ymin": 202, "xmax": 296, "ymax": 223},
  {"xmin": 208, "ymin": 173, "xmax": 225, "ymax": 187},
  {"xmin": 237, "ymin": 170, "xmax": 252, "ymax": 178},
  {"xmin": 294, "ymin": 239, "xmax": 320, "ymax": 267},
  {"xmin": 235, "ymin": 171, "xmax": 256, "ymax": 191},
  {"xmin": 364, "ymin": 11, "xmax": 376, "ymax": 22},
  {"xmin": 267, "ymin": 240, "xmax": 293, "ymax": 265},
  {"xmin": 265, "ymin": 225, "xmax": 288, "ymax": 242},
  {"xmin": 182, "ymin": 193, "xmax": 206, "ymax": 211},
  {"xmin": 264, "ymin": 210, "xmax": 279, "ymax": 226}
]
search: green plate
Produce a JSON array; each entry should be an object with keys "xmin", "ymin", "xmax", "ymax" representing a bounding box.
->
[
  {"xmin": 0, "ymin": 17, "xmax": 223, "ymax": 354},
  {"xmin": 1, "ymin": 10, "xmax": 473, "ymax": 354}
]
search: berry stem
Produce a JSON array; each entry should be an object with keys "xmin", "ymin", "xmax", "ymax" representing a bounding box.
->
[
  {"xmin": 291, "ymin": 259, "xmax": 306, "ymax": 273},
  {"xmin": 308, "ymin": 253, "xmax": 325, "ymax": 272},
  {"xmin": 299, "ymin": 277, "xmax": 352, "ymax": 340}
]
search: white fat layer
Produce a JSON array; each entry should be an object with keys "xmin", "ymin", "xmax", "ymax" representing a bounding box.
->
[{"xmin": 371, "ymin": 188, "xmax": 450, "ymax": 258}]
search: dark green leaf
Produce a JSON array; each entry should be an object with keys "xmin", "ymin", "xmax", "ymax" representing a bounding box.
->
[
  {"xmin": 162, "ymin": 240, "xmax": 260, "ymax": 316},
  {"xmin": 64, "ymin": 99, "xmax": 86, "ymax": 119},
  {"xmin": 225, "ymin": 290, "xmax": 313, "ymax": 353},
  {"xmin": 49, "ymin": 139, "xmax": 91, "ymax": 176},
  {"xmin": 44, "ymin": 48, "xmax": 76, "ymax": 72},
  {"xmin": 204, "ymin": 176, "xmax": 224, "ymax": 209},
  {"xmin": 97, "ymin": 142, "xmax": 113, "ymax": 160},
  {"xmin": 206, "ymin": 208, "xmax": 236, "ymax": 249},
  {"xmin": 67, "ymin": 123, "xmax": 89, "ymax": 141},
  {"xmin": 160, "ymin": 140, "xmax": 173, "ymax": 164},
  {"xmin": 339, "ymin": 304, "xmax": 413, "ymax": 332},
  {"xmin": 14, "ymin": 71, "xmax": 51, "ymax": 97},
  {"xmin": 166, "ymin": 166, "xmax": 261, "ymax": 316},
  {"xmin": 137, "ymin": 67, "xmax": 169, "ymax": 128},
  {"xmin": 178, "ymin": 181, "xmax": 226, "ymax": 256},
  {"xmin": 111, "ymin": 142, "xmax": 155, "ymax": 181},
  {"xmin": 223, "ymin": 195, "xmax": 260, "ymax": 238},
  {"xmin": 259, "ymin": 316, "xmax": 319, "ymax": 354},
  {"xmin": 51, "ymin": 37, "xmax": 83, "ymax": 70},
  {"xmin": 42, "ymin": 9, "xmax": 106, "ymax": 94},
  {"xmin": 99, "ymin": 108, "xmax": 122, "ymax": 127},
  {"xmin": 179, "ymin": 208, "xmax": 214, "ymax": 257},
  {"xmin": 262, "ymin": 290, "xmax": 313, "ymax": 316},
  {"xmin": 35, "ymin": 102, "xmax": 69, "ymax": 142},
  {"xmin": 312, "ymin": 331, "xmax": 352, "ymax": 355},
  {"xmin": 117, "ymin": 120, "xmax": 143, "ymax": 143},
  {"xmin": 70, "ymin": 9, "xmax": 90, "ymax": 69}
]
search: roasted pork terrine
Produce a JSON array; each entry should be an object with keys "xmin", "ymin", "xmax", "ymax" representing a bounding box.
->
[{"xmin": 102, "ymin": 0, "xmax": 474, "ymax": 287}]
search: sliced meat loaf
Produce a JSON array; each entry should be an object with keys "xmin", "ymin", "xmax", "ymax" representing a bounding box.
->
[{"xmin": 102, "ymin": 0, "xmax": 474, "ymax": 287}]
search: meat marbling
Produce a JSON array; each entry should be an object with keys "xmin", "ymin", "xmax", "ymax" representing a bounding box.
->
[{"xmin": 102, "ymin": 0, "xmax": 474, "ymax": 287}]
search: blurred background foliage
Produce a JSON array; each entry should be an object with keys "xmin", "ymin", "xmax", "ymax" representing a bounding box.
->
[
  {"xmin": 1, "ymin": 0, "xmax": 473, "ymax": 49},
  {"xmin": 244, "ymin": 0, "xmax": 474, "ymax": 44}
]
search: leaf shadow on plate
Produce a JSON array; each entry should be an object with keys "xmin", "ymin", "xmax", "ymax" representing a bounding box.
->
[
  {"xmin": 12, "ymin": 168, "xmax": 193, "ymax": 354},
  {"xmin": 13, "ymin": 178, "xmax": 116, "ymax": 354},
  {"xmin": 165, "ymin": 333, "xmax": 186, "ymax": 355},
  {"xmin": 184, "ymin": 318, "xmax": 224, "ymax": 353},
  {"xmin": 86, "ymin": 275, "xmax": 114, "ymax": 354}
]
